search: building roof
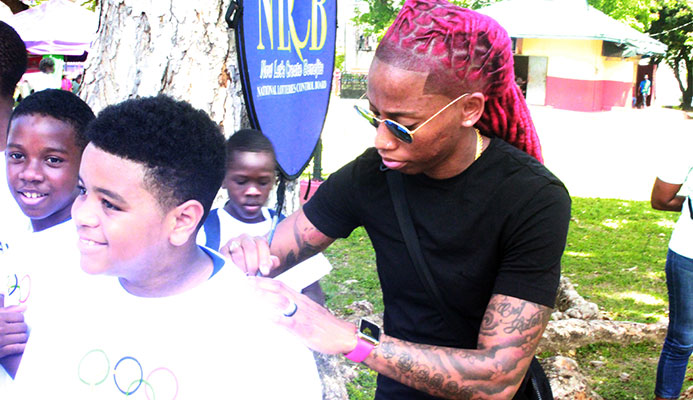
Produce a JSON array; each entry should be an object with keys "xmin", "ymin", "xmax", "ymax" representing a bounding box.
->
[{"xmin": 477, "ymin": 0, "xmax": 667, "ymax": 56}]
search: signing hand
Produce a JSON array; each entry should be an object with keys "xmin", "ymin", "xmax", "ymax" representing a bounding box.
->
[{"xmin": 220, "ymin": 234, "xmax": 280, "ymax": 276}]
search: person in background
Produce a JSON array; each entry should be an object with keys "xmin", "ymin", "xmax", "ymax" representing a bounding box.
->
[
  {"xmin": 0, "ymin": 19, "xmax": 28, "ymax": 389},
  {"xmin": 198, "ymin": 128, "xmax": 330, "ymax": 304},
  {"xmin": 60, "ymin": 74, "xmax": 72, "ymax": 92},
  {"xmin": 26, "ymin": 58, "xmax": 60, "ymax": 93},
  {"xmin": 639, "ymin": 74, "xmax": 652, "ymax": 108},
  {"xmin": 651, "ymin": 135, "xmax": 693, "ymax": 400},
  {"xmin": 71, "ymin": 73, "xmax": 82, "ymax": 95},
  {"xmin": 224, "ymin": 0, "xmax": 570, "ymax": 398}
]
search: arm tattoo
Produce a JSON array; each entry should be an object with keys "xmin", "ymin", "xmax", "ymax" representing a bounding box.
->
[
  {"xmin": 284, "ymin": 217, "xmax": 323, "ymax": 267},
  {"xmin": 367, "ymin": 297, "xmax": 552, "ymax": 399}
]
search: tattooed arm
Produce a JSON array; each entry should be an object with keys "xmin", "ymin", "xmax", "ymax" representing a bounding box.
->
[
  {"xmin": 364, "ymin": 294, "xmax": 551, "ymax": 399},
  {"xmin": 222, "ymin": 207, "xmax": 335, "ymax": 276}
]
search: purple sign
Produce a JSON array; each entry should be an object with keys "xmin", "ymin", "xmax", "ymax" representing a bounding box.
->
[{"xmin": 235, "ymin": 0, "xmax": 337, "ymax": 178}]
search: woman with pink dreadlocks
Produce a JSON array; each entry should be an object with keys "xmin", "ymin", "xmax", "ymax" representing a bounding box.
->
[{"xmin": 225, "ymin": 0, "xmax": 570, "ymax": 398}]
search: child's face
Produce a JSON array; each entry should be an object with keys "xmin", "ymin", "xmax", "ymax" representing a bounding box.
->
[
  {"xmin": 6, "ymin": 114, "xmax": 82, "ymax": 232},
  {"xmin": 72, "ymin": 144, "xmax": 169, "ymax": 278},
  {"xmin": 223, "ymin": 151, "xmax": 276, "ymax": 223}
]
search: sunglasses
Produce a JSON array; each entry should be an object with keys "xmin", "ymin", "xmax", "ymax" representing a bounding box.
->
[{"xmin": 354, "ymin": 92, "xmax": 470, "ymax": 143}]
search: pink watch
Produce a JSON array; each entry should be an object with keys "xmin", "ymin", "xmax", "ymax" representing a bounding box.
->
[{"xmin": 344, "ymin": 318, "xmax": 381, "ymax": 363}]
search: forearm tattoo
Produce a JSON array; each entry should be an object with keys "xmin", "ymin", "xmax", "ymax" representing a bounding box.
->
[
  {"xmin": 368, "ymin": 296, "xmax": 552, "ymax": 399},
  {"xmin": 283, "ymin": 217, "xmax": 324, "ymax": 267}
]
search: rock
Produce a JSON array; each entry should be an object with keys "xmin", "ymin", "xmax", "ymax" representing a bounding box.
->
[
  {"xmin": 345, "ymin": 300, "xmax": 375, "ymax": 318},
  {"xmin": 589, "ymin": 360, "xmax": 605, "ymax": 368},
  {"xmin": 553, "ymin": 277, "xmax": 601, "ymax": 320},
  {"xmin": 314, "ymin": 352, "xmax": 357, "ymax": 400},
  {"xmin": 538, "ymin": 318, "xmax": 668, "ymax": 354},
  {"xmin": 618, "ymin": 372, "xmax": 630, "ymax": 382},
  {"xmin": 542, "ymin": 356, "xmax": 603, "ymax": 400}
]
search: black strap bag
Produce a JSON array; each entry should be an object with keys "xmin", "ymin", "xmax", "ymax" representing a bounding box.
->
[{"xmin": 385, "ymin": 168, "xmax": 553, "ymax": 400}]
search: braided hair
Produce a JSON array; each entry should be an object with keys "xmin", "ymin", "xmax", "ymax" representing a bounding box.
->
[{"xmin": 375, "ymin": 0, "xmax": 543, "ymax": 162}]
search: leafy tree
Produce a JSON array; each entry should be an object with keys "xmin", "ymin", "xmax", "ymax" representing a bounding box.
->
[
  {"xmin": 351, "ymin": 0, "xmax": 500, "ymax": 40},
  {"xmin": 588, "ymin": 0, "xmax": 659, "ymax": 31},
  {"xmin": 648, "ymin": 0, "xmax": 693, "ymax": 109}
]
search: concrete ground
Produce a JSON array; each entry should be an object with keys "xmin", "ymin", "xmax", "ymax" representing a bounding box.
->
[{"xmin": 320, "ymin": 96, "xmax": 693, "ymax": 201}]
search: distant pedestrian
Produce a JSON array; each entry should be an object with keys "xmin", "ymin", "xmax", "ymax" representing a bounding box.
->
[
  {"xmin": 651, "ymin": 136, "xmax": 693, "ymax": 400},
  {"xmin": 60, "ymin": 74, "xmax": 72, "ymax": 91},
  {"xmin": 639, "ymin": 74, "xmax": 651, "ymax": 108}
]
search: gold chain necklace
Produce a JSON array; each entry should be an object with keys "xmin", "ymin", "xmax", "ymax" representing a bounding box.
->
[{"xmin": 474, "ymin": 128, "xmax": 484, "ymax": 161}]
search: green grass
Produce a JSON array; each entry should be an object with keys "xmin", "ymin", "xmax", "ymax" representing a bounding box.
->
[{"xmin": 321, "ymin": 197, "xmax": 686, "ymax": 399}]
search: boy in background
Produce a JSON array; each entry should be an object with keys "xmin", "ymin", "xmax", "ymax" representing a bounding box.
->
[
  {"xmin": 0, "ymin": 89, "xmax": 95, "ymax": 381},
  {"xmin": 0, "ymin": 21, "xmax": 28, "ymax": 258},
  {"xmin": 10, "ymin": 96, "xmax": 321, "ymax": 399},
  {"xmin": 199, "ymin": 128, "xmax": 330, "ymax": 304}
]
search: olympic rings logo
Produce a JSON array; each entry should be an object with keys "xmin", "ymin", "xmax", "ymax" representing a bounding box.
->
[
  {"xmin": 4, "ymin": 273, "xmax": 31, "ymax": 305},
  {"xmin": 78, "ymin": 349, "xmax": 179, "ymax": 399}
]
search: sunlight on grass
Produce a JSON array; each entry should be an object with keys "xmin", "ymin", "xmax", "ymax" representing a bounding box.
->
[
  {"xmin": 564, "ymin": 251, "xmax": 593, "ymax": 258},
  {"xmin": 601, "ymin": 219, "xmax": 628, "ymax": 229},
  {"xmin": 607, "ymin": 291, "xmax": 665, "ymax": 306},
  {"xmin": 656, "ymin": 219, "xmax": 676, "ymax": 229}
]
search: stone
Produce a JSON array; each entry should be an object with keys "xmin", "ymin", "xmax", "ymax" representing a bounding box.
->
[
  {"xmin": 542, "ymin": 356, "xmax": 603, "ymax": 400},
  {"xmin": 553, "ymin": 277, "xmax": 601, "ymax": 320},
  {"xmin": 538, "ymin": 318, "xmax": 668, "ymax": 354}
]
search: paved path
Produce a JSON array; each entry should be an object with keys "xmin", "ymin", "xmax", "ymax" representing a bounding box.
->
[{"xmin": 320, "ymin": 97, "xmax": 692, "ymax": 201}]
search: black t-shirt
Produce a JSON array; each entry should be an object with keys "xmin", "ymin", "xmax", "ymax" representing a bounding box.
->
[{"xmin": 304, "ymin": 138, "xmax": 571, "ymax": 400}]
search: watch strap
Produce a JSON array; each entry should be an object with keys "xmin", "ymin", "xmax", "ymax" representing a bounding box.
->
[{"xmin": 343, "ymin": 337, "xmax": 375, "ymax": 363}]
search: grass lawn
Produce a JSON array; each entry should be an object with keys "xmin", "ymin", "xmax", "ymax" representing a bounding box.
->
[{"xmin": 322, "ymin": 197, "xmax": 687, "ymax": 399}]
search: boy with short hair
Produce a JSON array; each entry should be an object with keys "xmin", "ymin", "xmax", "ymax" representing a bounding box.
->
[
  {"xmin": 10, "ymin": 96, "xmax": 321, "ymax": 399},
  {"xmin": 0, "ymin": 89, "xmax": 95, "ymax": 381},
  {"xmin": 199, "ymin": 128, "xmax": 330, "ymax": 303}
]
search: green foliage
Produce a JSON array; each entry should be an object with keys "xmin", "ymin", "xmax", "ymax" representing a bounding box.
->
[
  {"xmin": 334, "ymin": 53, "xmax": 346, "ymax": 72},
  {"xmin": 571, "ymin": 341, "xmax": 693, "ymax": 399},
  {"xmin": 345, "ymin": 366, "xmax": 378, "ymax": 399},
  {"xmin": 648, "ymin": 0, "xmax": 693, "ymax": 109},
  {"xmin": 80, "ymin": 0, "xmax": 98, "ymax": 12},
  {"xmin": 351, "ymin": 0, "xmax": 399, "ymax": 40},
  {"xmin": 350, "ymin": 0, "xmax": 501, "ymax": 41},
  {"xmin": 562, "ymin": 198, "xmax": 675, "ymax": 323},
  {"xmin": 588, "ymin": 0, "xmax": 659, "ymax": 30}
]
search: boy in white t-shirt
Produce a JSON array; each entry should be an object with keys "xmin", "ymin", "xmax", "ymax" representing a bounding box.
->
[
  {"xmin": 10, "ymin": 96, "xmax": 321, "ymax": 399},
  {"xmin": 0, "ymin": 89, "xmax": 95, "ymax": 382},
  {"xmin": 198, "ymin": 128, "xmax": 331, "ymax": 304}
]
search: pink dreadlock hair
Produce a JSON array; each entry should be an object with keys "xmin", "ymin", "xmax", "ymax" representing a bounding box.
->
[{"xmin": 374, "ymin": 0, "xmax": 543, "ymax": 162}]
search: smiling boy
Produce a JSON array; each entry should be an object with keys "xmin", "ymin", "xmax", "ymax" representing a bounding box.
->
[
  {"xmin": 0, "ymin": 89, "xmax": 94, "ymax": 382},
  {"xmin": 10, "ymin": 96, "xmax": 321, "ymax": 399}
]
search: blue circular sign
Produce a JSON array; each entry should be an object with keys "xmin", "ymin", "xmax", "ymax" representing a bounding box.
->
[{"xmin": 235, "ymin": 0, "xmax": 337, "ymax": 179}]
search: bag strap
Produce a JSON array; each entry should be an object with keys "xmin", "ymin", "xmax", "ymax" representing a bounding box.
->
[
  {"xmin": 385, "ymin": 168, "xmax": 466, "ymax": 336},
  {"xmin": 385, "ymin": 168, "xmax": 552, "ymax": 400},
  {"xmin": 688, "ymin": 196, "xmax": 692, "ymax": 220}
]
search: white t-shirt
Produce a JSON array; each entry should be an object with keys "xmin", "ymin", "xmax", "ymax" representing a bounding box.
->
[
  {"xmin": 0, "ymin": 152, "xmax": 30, "ymax": 263},
  {"xmin": 197, "ymin": 207, "xmax": 332, "ymax": 291},
  {"xmin": 658, "ymin": 141, "xmax": 693, "ymax": 259},
  {"xmin": 0, "ymin": 219, "xmax": 93, "ymax": 390},
  {"xmin": 9, "ymin": 247, "xmax": 322, "ymax": 399}
]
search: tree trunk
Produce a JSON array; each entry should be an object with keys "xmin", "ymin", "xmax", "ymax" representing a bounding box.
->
[
  {"xmin": 82, "ymin": 0, "xmax": 302, "ymax": 213},
  {"xmin": 685, "ymin": 57, "xmax": 693, "ymax": 110},
  {"xmin": 83, "ymin": 0, "xmax": 247, "ymax": 129}
]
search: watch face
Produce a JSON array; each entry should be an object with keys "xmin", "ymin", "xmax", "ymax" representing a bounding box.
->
[{"xmin": 359, "ymin": 319, "xmax": 381, "ymax": 342}]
